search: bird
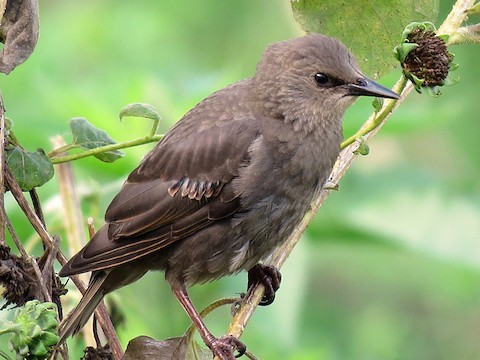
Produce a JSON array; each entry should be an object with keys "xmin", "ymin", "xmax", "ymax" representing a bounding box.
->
[{"xmin": 58, "ymin": 33, "xmax": 399, "ymax": 359}]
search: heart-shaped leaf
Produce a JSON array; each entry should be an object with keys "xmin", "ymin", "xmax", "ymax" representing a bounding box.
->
[
  {"xmin": 70, "ymin": 117, "xmax": 124, "ymax": 163},
  {"xmin": 119, "ymin": 103, "xmax": 161, "ymax": 122},
  {"xmin": 6, "ymin": 147, "xmax": 54, "ymax": 191}
]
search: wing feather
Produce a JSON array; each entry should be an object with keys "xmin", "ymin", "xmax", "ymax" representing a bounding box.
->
[{"xmin": 61, "ymin": 82, "xmax": 261, "ymax": 275}]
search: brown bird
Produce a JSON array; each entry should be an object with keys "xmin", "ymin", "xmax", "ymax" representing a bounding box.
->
[{"xmin": 59, "ymin": 33, "xmax": 399, "ymax": 359}]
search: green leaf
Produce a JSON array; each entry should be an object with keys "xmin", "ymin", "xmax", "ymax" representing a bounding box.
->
[
  {"xmin": 466, "ymin": 2, "xmax": 480, "ymax": 15},
  {"xmin": 393, "ymin": 42, "xmax": 418, "ymax": 63},
  {"xmin": 5, "ymin": 117, "xmax": 14, "ymax": 130},
  {"xmin": 291, "ymin": 0, "xmax": 440, "ymax": 78},
  {"xmin": 70, "ymin": 117, "xmax": 124, "ymax": 163},
  {"xmin": 119, "ymin": 102, "xmax": 161, "ymax": 122},
  {"xmin": 6, "ymin": 147, "xmax": 54, "ymax": 191},
  {"xmin": 354, "ymin": 138, "xmax": 370, "ymax": 156},
  {"xmin": 371, "ymin": 97, "xmax": 384, "ymax": 113}
]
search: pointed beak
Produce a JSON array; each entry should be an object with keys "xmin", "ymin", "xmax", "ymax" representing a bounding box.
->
[{"xmin": 347, "ymin": 78, "xmax": 400, "ymax": 99}]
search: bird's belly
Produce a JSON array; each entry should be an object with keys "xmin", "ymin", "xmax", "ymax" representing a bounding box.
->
[{"xmin": 165, "ymin": 180, "xmax": 317, "ymax": 287}]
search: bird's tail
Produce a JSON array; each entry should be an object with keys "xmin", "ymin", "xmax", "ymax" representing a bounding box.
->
[{"xmin": 58, "ymin": 271, "xmax": 109, "ymax": 344}]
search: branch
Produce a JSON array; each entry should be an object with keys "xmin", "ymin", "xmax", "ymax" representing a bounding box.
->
[
  {"xmin": 224, "ymin": 0, "xmax": 474, "ymax": 347},
  {"xmin": 3, "ymin": 165, "xmax": 124, "ymax": 359}
]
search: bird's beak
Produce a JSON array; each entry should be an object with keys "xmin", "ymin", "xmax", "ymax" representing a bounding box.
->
[{"xmin": 347, "ymin": 78, "xmax": 400, "ymax": 99}]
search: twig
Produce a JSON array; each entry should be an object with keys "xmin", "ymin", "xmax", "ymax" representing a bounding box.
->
[
  {"xmin": 48, "ymin": 134, "xmax": 163, "ymax": 164},
  {"xmin": 224, "ymin": 0, "xmax": 474, "ymax": 346},
  {"xmin": 50, "ymin": 136, "xmax": 87, "ymax": 256},
  {"xmin": 3, "ymin": 209, "xmax": 29, "ymax": 260},
  {"xmin": 3, "ymin": 165, "xmax": 124, "ymax": 359},
  {"xmin": 87, "ymin": 217, "xmax": 95, "ymax": 238},
  {"xmin": 28, "ymin": 256, "xmax": 52, "ymax": 302},
  {"xmin": 29, "ymin": 189, "xmax": 46, "ymax": 228},
  {"xmin": 185, "ymin": 297, "xmax": 239, "ymax": 339},
  {"xmin": 3, "ymin": 209, "xmax": 52, "ymax": 302}
]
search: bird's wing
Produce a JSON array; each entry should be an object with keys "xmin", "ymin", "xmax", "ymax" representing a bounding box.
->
[{"xmin": 60, "ymin": 102, "xmax": 260, "ymax": 276}]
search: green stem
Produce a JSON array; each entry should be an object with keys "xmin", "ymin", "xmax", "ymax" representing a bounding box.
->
[
  {"xmin": 185, "ymin": 297, "xmax": 238, "ymax": 339},
  {"xmin": 49, "ymin": 134, "xmax": 163, "ymax": 164},
  {"xmin": 149, "ymin": 118, "xmax": 160, "ymax": 138},
  {"xmin": 341, "ymin": 75, "xmax": 408, "ymax": 149},
  {"xmin": 47, "ymin": 143, "xmax": 78, "ymax": 158}
]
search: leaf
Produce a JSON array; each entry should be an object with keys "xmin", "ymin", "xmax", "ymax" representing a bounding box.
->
[
  {"xmin": 353, "ymin": 138, "xmax": 370, "ymax": 156},
  {"xmin": 119, "ymin": 103, "xmax": 161, "ymax": 122},
  {"xmin": 0, "ymin": 0, "xmax": 39, "ymax": 74},
  {"xmin": 6, "ymin": 147, "xmax": 54, "ymax": 191},
  {"xmin": 371, "ymin": 97, "xmax": 383, "ymax": 113},
  {"xmin": 123, "ymin": 335, "xmax": 212, "ymax": 360},
  {"xmin": 70, "ymin": 117, "xmax": 124, "ymax": 163},
  {"xmin": 291, "ymin": 0, "xmax": 440, "ymax": 78}
]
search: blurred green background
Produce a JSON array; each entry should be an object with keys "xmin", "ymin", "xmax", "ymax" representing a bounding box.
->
[{"xmin": 1, "ymin": 1, "xmax": 480, "ymax": 359}]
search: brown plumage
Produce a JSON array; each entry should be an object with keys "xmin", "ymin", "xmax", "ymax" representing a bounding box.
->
[{"xmin": 59, "ymin": 34, "xmax": 399, "ymax": 359}]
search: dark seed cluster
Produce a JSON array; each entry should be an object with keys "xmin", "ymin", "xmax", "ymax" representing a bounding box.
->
[
  {"xmin": 82, "ymin": 345, "xmax": 113, "ymax": 360},
  {"xmin": 0, "ymin": 244, "xmax": 67, "ymax": 309},
  {"xmin": 0, "ymin": 245, "xmax": 37, "ymax": 308},
  {"xmin": 403, "ymin": 29, "xmax": 452, "ymax": 87}
]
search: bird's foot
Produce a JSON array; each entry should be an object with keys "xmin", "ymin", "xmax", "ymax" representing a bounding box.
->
[
  {"xmin": 209, "ymin": 335, "xmax": 246, "ymax": 359},
  {"xmin": 247, "ymin": 264, "xmax": 282, "ymax": 306}
]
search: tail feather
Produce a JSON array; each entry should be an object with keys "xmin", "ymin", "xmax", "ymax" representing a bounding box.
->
[{"xmin": 58, "ymin": 271, "xmax": 109, "ymax": 344}]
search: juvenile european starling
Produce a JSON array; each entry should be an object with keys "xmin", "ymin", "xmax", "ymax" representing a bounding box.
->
[{"xmin": 59, "ymin": 33, "xmax": 399, "ymax": 359}]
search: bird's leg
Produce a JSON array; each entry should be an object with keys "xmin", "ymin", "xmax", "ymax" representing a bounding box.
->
[
  {"xmin": 247, "ymin": 264, "xmax": 282, "ymax": 306},
  {"xmin": 172, "ymin": 286, "xmax": 246, "ymax": 359}
]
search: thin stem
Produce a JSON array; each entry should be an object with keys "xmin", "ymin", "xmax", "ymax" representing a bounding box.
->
[
  {"xmin": 28, "ymin": 256, "xmax": 52, "ymax": 302},
  {"xmin": 149, "ymin": 118, "xmax": 160, "ymax": 138},
  {"xmin": 29, "ymin": 189, "xmax": 46, "ymax": 228},
  {"xmin": 47, "ymin": 143, "xmax": 78, "ymax": 158},
  {"xmin": 3, "ymin": 209, "xmax": 30, "ymax": 260},
  {"xmin": 49, "ymin": 134, "xmax": 163, "ymax": 164},
  {"xmin": 3, "ymin": 165, "xmax": 124, "ymax": 359},
  {"xmin": 185, "ymin": 297, "xmax": 239, "ymax": 339},
  {"xmin": 341, "ymin": 76, "xmax": 408, "ymax": 149},
  {"xmin": 3, "ymin": 210, "xmax": 52, "ymax": 302}
]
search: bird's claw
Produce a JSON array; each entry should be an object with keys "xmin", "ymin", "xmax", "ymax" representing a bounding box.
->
[
  {"xmin": 247, "ymin": 264, "xmax": 282, "ymax": 306},
  {"xmin": 210, "ymin": 335, "xmax": 246, "ymax": 359}
]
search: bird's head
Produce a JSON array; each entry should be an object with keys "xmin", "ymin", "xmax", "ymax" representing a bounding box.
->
[{"xmin": 253, "ymin": 33, "xmax": 399, "ymax": 123}]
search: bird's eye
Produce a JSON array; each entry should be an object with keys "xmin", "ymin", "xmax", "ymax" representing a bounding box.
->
[{"xmin": 314, "ymin": 73, "xmax": 329, "ymax": 86}]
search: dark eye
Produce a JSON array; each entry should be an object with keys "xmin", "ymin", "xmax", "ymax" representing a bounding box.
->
[{"xmin": 314, "ymin": 73, "xmax": 329, "ymax": 86}]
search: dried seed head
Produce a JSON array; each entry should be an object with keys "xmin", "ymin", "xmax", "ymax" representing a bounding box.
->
[
  {"xmin": 0, "ymin": 245, "xmax": 36, "ymax": 308},
  {"xmin": 402, "ymin": 29, "xmax": 452, "ymax": 87}
]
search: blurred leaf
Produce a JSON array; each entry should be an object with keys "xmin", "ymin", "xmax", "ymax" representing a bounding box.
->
[
  {"xmin": 70, "ymin": 117, "xmax": 124, "ymax": 163},
  {"xmin": 0, "ymin": 0, "xmax": 39, "ymax": 74},
  {"xmin": 291, "ymin": 0, "xmax": 440, "ymax": 78},
  {"xmin": 6, "ymin": 147, "xmax": 54, "ymax": 191},
  {"xmin": 119, "ymin": 103, "xmax": 161, "ymax": 122},
  {"xmin": 124, "ymin": 335, "xmax": 212, "ymax": 360}
]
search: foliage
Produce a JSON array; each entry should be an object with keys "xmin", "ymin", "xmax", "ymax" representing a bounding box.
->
[
  {"xmin": 291, "ymin": 0, "xmax": 440, "ymax": 78},
  {"xmin": 0, "ymin": 300, "xmax": 59, "ymax": 360}
]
